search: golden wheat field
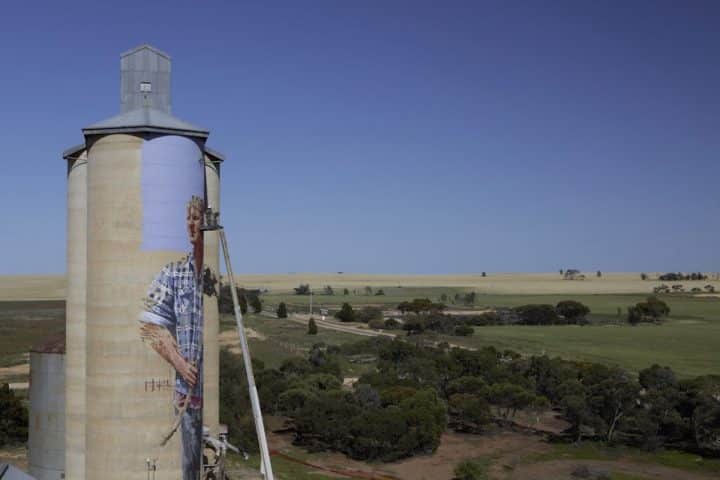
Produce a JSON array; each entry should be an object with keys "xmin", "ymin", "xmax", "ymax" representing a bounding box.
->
[{"xmin": 1, "ymin": 272, "xmax": 719, "ymax": 300}]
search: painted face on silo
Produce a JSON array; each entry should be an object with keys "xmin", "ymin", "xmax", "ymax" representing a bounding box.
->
[{"xmin": 186, "ymin": 197, "xmax": 204, "ymax": 247}]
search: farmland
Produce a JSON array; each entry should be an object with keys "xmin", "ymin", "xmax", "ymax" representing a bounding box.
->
[
  {"xmin": 2, "ymin": 273, "xmax": 720, "ymax": 480},
  {"xmin": 1, "ymin": 272, "xmax": 719, "ymax": 379}
]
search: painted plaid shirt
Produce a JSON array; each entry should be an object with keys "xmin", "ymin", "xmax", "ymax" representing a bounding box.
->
[{"xmin": 140, "ymin": 252, "xmax": 203, "ymax": 400}]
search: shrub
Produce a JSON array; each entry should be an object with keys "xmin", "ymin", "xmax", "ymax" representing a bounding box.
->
[
  {"xmin": 453, "ymin": 460, "xmax": 487, "ymax": 480},
  {"xmin": 294, "ymin": 284, "xmax": 311, "ymax": 295},
  {"xmin": 630, "ymin": 296, "xmax": 670, "ymax": 323},
  {"xmin": 276, "ymin": 302, "xmax": 288, "ymax": 318},
  {"xmin": 218, "ymin": 284, "xmax": 248, "ymax": 314},
  {"xmin": 0, "ymin": 384, "xmax": 28, "ymax": 446},
  {"xmin": 368, "ymin": 318, "xmax": 385, "ymax": 330},
  {"xmin": 384, "ymin": 318, "xmax": 400, "ymax": 330},
  {"xmin": 335, "ymin": 303, "xmax": 356, "ymax": 322},
  {"xmin": 249, "ymin": 295, "xmax": 262, "ymax": 314},
  {"xmin": 308, "ymin": 317, "xmax": 318, "ymax": 335},
  {"xmin": 555, "ymin": 300, "xmax": 590, "ymax": 324},
  {"xmin": 356, "ymin": 306, "xmax": 383, "ymax": 323},
  {"xmin": 448, "ymin": 394, "xmax": 491, "ymax": 433},
  {"xmin": 514, "ymin": 304, "xmax": 559, "ymax": 325},
  {"xmin": 454, "ymin": 325, "xmax": 474, "ymax": 336}
]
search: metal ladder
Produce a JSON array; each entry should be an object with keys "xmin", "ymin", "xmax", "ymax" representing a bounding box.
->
[{"xmin": 202, "ymin": 208, "xmax": 274, "ymax": 480}]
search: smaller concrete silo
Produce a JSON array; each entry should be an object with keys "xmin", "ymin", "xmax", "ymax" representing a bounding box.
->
[{"xmin": 27, "ymin": 334, "xmax": 65, "ymax": 480}]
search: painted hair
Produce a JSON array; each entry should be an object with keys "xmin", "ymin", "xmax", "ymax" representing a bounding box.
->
[{"xmin": 187, "ymin": 195, "xmax": 204, "ymax": 212}]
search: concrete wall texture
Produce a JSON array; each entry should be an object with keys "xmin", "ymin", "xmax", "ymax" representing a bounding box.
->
[
  {"xmin": 64, "ymin": 153, "xmax": 86, "ymax": 480},
  {"xmin": 85, "ymin": 133, "xmax": 182, "ymax": 479},
  {"xmin": 203, "ymin": 157, "xmax": 220, "ymax": 435},
  {"xmin": 29, "ymin": 352, "xmax": 65, "ymax": 480}
]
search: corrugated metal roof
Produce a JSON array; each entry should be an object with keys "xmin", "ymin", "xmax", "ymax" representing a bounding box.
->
[
  {"xmin": 0, "ymin": 464, "xmax": 37, "ymax": 480},
  {"xmin": 204, "ymin": 146, "xmax": 225, "ymax": 162},
  {"xmin": 62, "ymin": 144, "xmax": 85, "ymax": 160},
  {"xmin": 83, "ymin": 107, "xmax": 209, "ymax": 139},
  {"xmin": 30, "ymin": 333, "xmax": 65, "ymax": 354},
  {"xmin": 121, "ymin": 44, "xmax": 170, "ymax": 61}
]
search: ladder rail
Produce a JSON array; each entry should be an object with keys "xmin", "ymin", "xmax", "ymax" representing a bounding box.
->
[{"xmin": 218, "ymin": 229, "xmax": 275, "ymax": 480}]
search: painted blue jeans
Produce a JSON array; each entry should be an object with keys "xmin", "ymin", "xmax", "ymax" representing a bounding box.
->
[{"xmin": 178, "ymin": 405, "xmax": 202, "ymax": 480}]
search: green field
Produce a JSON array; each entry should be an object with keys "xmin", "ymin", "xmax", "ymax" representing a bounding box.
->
[
  {"xmin": 424, "ymin": 293, "xmax": 720, "ymax": 378},
  {"xmin": 224, "ymin": 313, "xmax": 376, "ymax": 376},
  {"xmin": 2, "ymin": 288, "xmax": 719, "ymax": 379},
  {"xmin": 260, "ymin": 289, "xmax": 720, "ymax": 378}
]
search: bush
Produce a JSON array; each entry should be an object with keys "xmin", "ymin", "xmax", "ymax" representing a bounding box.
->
[
  {"xmin": 335, "ymin": 303, "xmax": 356, "ymax": 322},
  {"xmin": 629, "ymin": 297, "xmax": 670, "ymax": 323},
  {"xmin": 219, "ymin": 350, "xmax": 259, "ymax": 452},
  {"xmin": 514, "ymin": 304, "xmax": 559, "ymax": 325},
  {"xmin": 218, "ymin": 284, "xmax": 248, "ymax": 314},
  {"xmin": 454, "ymin": 325, "xmax": 474, "ymax": 336},
  {"xmin": 448, "ymin": 394, "xmax": 491, "ymax": 433},
  {"xmin": 453, "ymin": 460, "xmax": 487, "ymax": 480},
  {"xmin": 308, "ymin": 317, "xmax": 318, "ymax": 335},
  {"xmin": 555, "ymin": 300, "xmax": 590, "ymax": 324},
  {"xmin": 384, "ymin": 318, "xmax": 400, "ymax": 330},
  {"xmin": 277, "ymin": 302, "xmax": 288, "ymax": 318},
  {"xmin": 249, "ymin": 295, "xmax": 262, "ymax": 314},
  {"xmin": 294, "ymin": 284, "xmax": 311, "ymax": 295},
  {"xmin": 356, "ymin": 306, "xmax": 383, "ymax": 323},
  {"xmin": 368, "ymin": 318, "xmax": 385, "ymax": 330},
  {"xmin": 0, "ymin": 384, "xmax": 28, "ymax": 446}
]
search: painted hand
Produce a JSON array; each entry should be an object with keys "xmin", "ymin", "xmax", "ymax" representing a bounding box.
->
[{"xmin": 175, "ymin": 359, "xmax": 198, "ymax": 388}]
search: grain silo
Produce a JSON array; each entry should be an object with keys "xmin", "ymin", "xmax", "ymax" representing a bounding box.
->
[
  {"xmin": 28, "ymin": 335, "xmax": 65, "ymax": 480},
  {"xmin": 57, "ymin": 44, "xmax": 223, "ymax": 480}
]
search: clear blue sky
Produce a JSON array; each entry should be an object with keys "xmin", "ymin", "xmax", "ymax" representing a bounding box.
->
[{"xmin": 1, "ymin": 1, "xmax": 718, "ymax": 274}]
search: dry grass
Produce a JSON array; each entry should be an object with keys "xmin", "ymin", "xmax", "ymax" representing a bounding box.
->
[
  {"xmin": 3, "ymin": 273, "xmax": 718, "ymax": 298},
  {"xmin": 233, "ymin": 272, "xmax": 720, "ymax": 295},
  {"xmin": 0, "ymin": 275, "xmax": 66, "ymax": 301}
]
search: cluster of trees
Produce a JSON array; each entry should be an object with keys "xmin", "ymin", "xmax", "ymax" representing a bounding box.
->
[
  {"xmin": 220, "ymin": 337, "xmax": 720, "ymax": 462},
  {"xmin": 659, "ymin": 272, "xmax": 708, "ymax": 281},
  {"xmin": 294, "ymin": 284, "xmax": 311, "ymax": 295},
  {"xmin": 627, "ymin": 297, "xmax": 670, "ymax": 324},
  {"xmin": 334, "ymin": 303, "xmax": 356, "ymax": 322},
  {"xmin": 0, "ymin": 384, "xmax": 28, "ymax": 446},
  {"xmin": 398, "ymin": 298, "xmax": 446, "ymax": 315},
  {"xmin": 653, "ymin": 284, "xmax": 715, "ymax": 294},
  {"xmin": 218, "ymin": 285, "xmax": 262, "ymax": 314},
  {"xmin": 399, "ymin": 300, "xmax": 593, "ymax": 334},
  {"xmin": 220, "ymin": 343, "xmax": 446, "ymax": 461}
]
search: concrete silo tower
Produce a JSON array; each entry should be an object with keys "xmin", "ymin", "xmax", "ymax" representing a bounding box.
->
[{"xmin": 62, "ymin": 45, "xmax": 223, "ymax": 480}]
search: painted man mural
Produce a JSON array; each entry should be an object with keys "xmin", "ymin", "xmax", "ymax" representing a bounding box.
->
[{"xmin": 139, "ymin": 195, "xmax": 205, "ymax": 480}]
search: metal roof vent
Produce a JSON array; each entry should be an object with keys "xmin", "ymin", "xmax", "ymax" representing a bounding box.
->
[{"xmin": 120, "ymin": 44, "xmax": 171, "ymax": 114}]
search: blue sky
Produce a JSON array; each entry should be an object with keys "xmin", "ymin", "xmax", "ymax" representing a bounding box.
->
[{"xmin": 1, "ymin": 1, "xmax": 718, "ymax": 274}]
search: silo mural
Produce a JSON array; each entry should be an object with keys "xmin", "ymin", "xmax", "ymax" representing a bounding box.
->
[
  {"xmin": 138, "ymin": 135, "xmax": 207, "ymax": 480},
  {"xmin": 58, "ymin": 45, "xmax": 223, "ymax": 480}
]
